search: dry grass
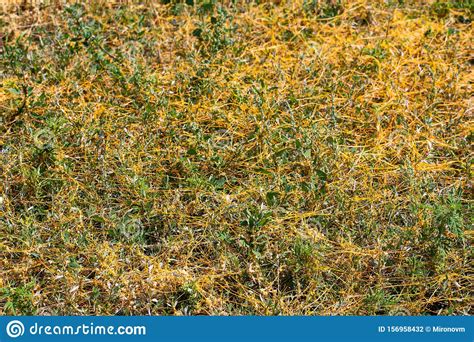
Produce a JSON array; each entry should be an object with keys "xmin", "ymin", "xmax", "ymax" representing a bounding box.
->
[{"xmin": 0, "ymin": 0, "xmax": 473, "ymax": 315}]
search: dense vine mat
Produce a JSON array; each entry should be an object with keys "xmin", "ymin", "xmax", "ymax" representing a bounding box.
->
[{"xmin": 0, "ymin": 0, "xmax": 472, "ymax": 315}]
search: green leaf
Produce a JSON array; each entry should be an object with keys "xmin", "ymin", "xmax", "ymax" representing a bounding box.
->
[
  {"xmin": 187, "ymin": 147, "xmax": 198, "ymax": 156},
  {"xmin": 315, "ymin": 170, "xmax": 327, "ymax": 182},
  {"xmin": 266, "ymin": 191, "xmax": 279, "ymax": 206}
]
